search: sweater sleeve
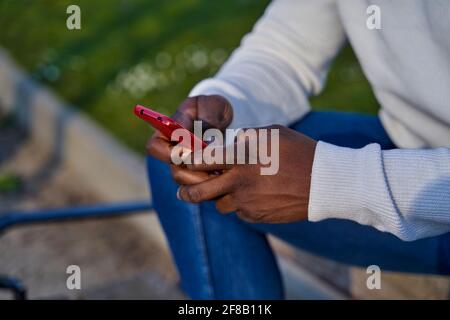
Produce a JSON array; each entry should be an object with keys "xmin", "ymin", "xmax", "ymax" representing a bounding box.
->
[
  {"xmin": 189, "ymin": 0, "xmax": 346, "ymax": 129},
  {"xmin": 308, "ymin": 141, "xmax": 450, "ymax": 241}
]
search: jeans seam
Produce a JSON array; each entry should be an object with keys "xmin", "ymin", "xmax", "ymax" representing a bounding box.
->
[{"xmin": 191, "ymin": 202, "xmax": 215, "ymax": 299}]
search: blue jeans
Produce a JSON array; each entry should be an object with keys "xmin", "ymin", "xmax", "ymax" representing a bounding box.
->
[{"xmin": 146, "ymin": 111, "xmax": 450, "ymax": 299}]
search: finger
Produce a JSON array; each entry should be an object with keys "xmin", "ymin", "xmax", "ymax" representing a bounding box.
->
[
  {"xmin": 196, "ymin": 95, "xmax": 233, "ymax": 131},
  {"xmin": 236, "ymin": 210, "xmax": 256, "ymax": 223},
  {"xmin": 177, "ymin": 173, "xmax": 235, "ymax": 203},
  {"xmin": 146, "ymin": 131, "xmax": 173, "ymax": 163},
  {"xmin": 215, "ymin": 194, "xmax": 237, "ymax": 214},
  {"xmin": 186, "ymin": 161, "xmax": 233, "ymax": 172},
  {"xmin": 172, "ymin": 97, "xmax": 198, "ymax": 130},
  {"xmin": 185, "ymin": 146, "xmax": 234, "ymax": 171},
  {"xmin": 171, "ymin": 165, "xmax": 211, "ymax": 185},
  {"xmin": 174, "ymin": 95, "xmax": 233, "ymax": 132}
]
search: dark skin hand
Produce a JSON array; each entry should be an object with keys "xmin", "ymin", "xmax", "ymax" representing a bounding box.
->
[
  {"xmin": 147, "ymin": 95, "xmax": 233, "ymax": 184},
  {"xmin": 146, "ymin": 95, "xmax": 317, "ymax": 223}
]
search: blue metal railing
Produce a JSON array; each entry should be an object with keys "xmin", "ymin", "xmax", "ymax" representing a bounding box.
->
[
  {"xmin": 0, "ymin": 201, "xmax": 153, "ymax": 231},
  {"xmin": 0, "ymin": 200, "xmax": 154, "ymax": 299}
]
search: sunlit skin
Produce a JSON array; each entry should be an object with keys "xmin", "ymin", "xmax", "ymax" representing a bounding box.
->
[{"xmin": 147, "ymin": 95, "xmax": 317, "ymax": 223}]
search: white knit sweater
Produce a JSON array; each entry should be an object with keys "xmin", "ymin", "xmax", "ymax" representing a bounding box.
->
[{"xmin": 189, "ymin": 0, "xmax": 450, "ymax": 241}]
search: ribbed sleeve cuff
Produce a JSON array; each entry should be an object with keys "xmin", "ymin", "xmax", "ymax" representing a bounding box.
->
[
  {"xmin": 308, "ymin": 141, "xmax": 360, "ymax": 221},
  {"xmin": 307, "ymin": 141, "xmax": 391, "ymax": 231},
  {"xmin": 308, "ymin": 141, "xmax": 450, "ymax": 241}
]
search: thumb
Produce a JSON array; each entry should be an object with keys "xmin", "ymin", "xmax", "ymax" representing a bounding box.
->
[{"xmin": 196, "ymin": 95, "xmax": 233, "ymax": 131}]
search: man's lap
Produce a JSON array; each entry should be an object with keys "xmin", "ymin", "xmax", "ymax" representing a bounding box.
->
[{"xmin": 147, "ymin": 110, "xmax": 450, "ymax": 275}]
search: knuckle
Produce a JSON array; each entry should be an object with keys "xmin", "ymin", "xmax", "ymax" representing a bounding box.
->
[
  {"xmin": 213, "ymin": 95, "xmax": 229, "ymax": 108},
  {"xmin": 234, "ymin": 173, "xmax": 247, "ymax": 189},
  {"xmin": 197, "ymin": 96, "xmax": 214, "ymax": 114}
]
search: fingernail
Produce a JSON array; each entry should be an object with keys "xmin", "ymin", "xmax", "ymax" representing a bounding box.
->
[{"xmin": 176, "ymin": 187, "xmax": 181, "ymax": 200}]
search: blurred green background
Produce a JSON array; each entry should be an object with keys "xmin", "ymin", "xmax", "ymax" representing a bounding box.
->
[{"xmin": 0, "ymin": 0, "xmax": 379, "ymax": 153}]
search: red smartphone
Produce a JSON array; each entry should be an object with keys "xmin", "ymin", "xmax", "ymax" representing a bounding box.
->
[{"xmin": 134, "ymin": 105, "xmax": 207, "ymax": 150}]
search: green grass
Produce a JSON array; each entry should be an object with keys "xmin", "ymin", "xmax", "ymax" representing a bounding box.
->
[
  {"xmin": 0, "ymin": 0, "xmax": 379, "ymax": 153},
  {"xmin": 0, "ymin": 173, "xmax": 22, "ymax": 194}
]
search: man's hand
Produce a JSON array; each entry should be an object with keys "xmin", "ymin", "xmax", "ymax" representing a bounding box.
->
[
  {"xmin": 177, "ymin": 126, "xmax": 318, "ymax": 223},
  {"xmin": 146, "ymin": 95, "xmax": 233, "ymax": 184}
]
